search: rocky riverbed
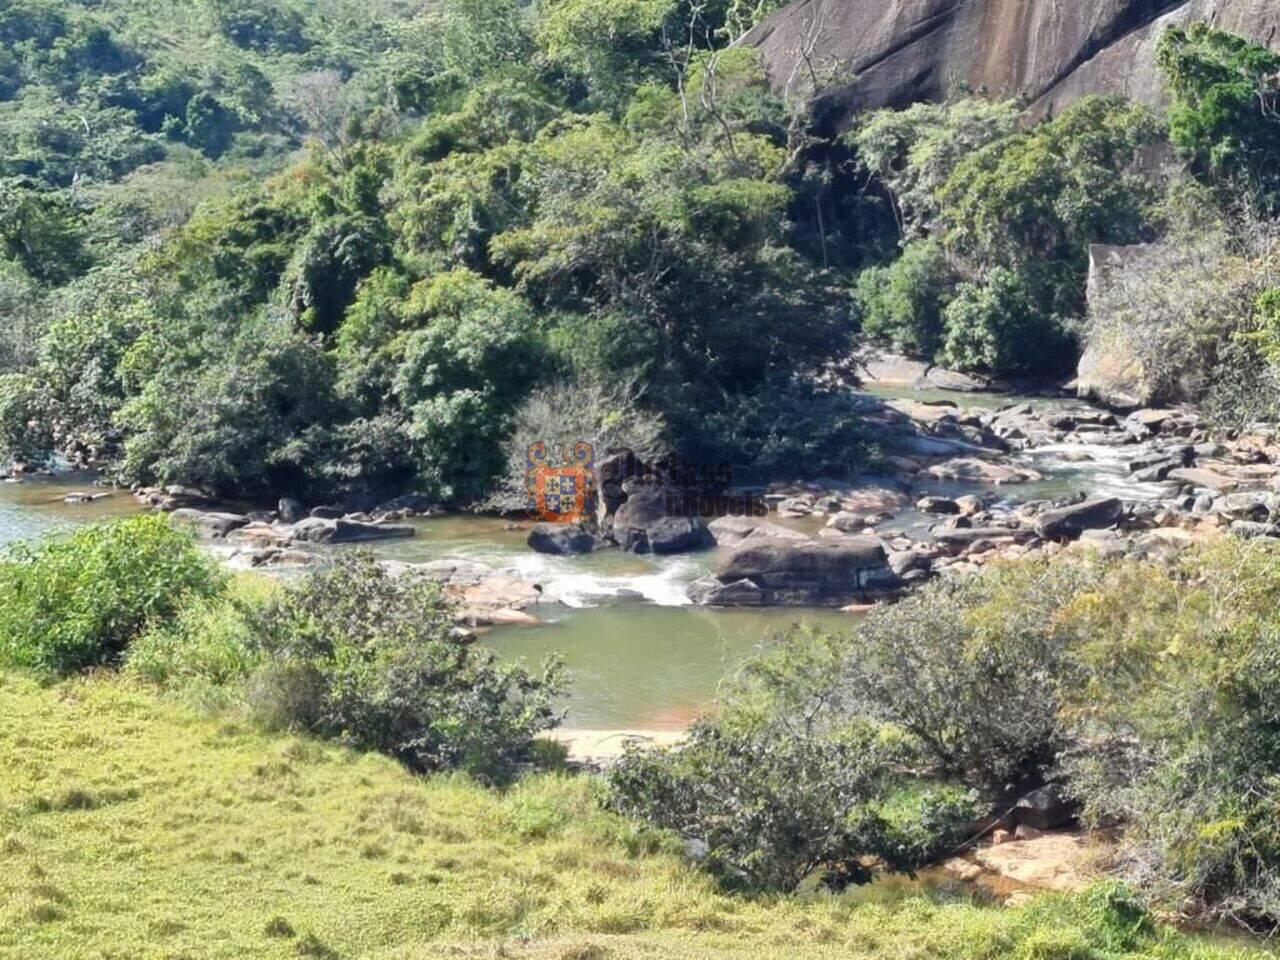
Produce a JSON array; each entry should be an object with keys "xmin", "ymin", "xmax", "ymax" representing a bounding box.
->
[
  {"xmin": 112, "ymin": 390, "xmax": 1280, "ymax": 618},
  {"xmin": 688, "ymin": 397, "xmax": 1280, "ymax": 606}
]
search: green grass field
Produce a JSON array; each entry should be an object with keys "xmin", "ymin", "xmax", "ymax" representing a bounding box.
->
[{"xmin": 0, "ymin": 670, "xmax": 1267, "ymax": 960}]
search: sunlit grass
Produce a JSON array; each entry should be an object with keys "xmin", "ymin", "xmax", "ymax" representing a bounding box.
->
[{"xmin": 0, "ymin": 670, "xmax": 1267, "ymax": 960}]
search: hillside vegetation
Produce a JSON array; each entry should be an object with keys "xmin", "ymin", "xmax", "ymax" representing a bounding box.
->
[{"xmin": 4, "ymin": 2, "xmax": 1279, "ymax": 503}]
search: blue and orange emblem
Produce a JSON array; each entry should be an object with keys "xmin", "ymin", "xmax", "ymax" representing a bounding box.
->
[{"xmin": 526, "ymin": 441, "xmax": 596, "ymax": 523}]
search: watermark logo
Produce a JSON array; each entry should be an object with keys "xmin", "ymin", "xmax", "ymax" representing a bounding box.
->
[{"xmin": 526, "ymin": 441, "xmax": 596, "ymax": 523}]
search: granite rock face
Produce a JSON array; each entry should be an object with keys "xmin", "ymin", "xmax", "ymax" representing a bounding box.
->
[{"xmin": 748, "ymin": 0, "xmax": 1280, "ymax": 130}]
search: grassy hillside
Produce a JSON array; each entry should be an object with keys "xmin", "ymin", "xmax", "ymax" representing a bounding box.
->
[{"xmin": 0, "ymin": 670, "xmax": 1265, "ymax": 960}]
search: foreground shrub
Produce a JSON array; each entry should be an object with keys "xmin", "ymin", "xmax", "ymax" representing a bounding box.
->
[
  {"xmin": 248, "ymin": 553, "xmax": 563, "ymax": 782},
  {"xmin": 607, "ymin": 718, "xmax": 974, "ymax": 893},
  {"xmin": 125, "ymin": 574, "xmax": 276, "ymax": 693},
  {"xmin": 606, "ymin": 629, "xmax": 978, "ymax": 893},
  {"xmin": 1055, "ymin": 544, "xmax": 1280, "ymax": 927},
  {"xmin": 835, "ymin": 560, "xmax": 1103, "ymax": 793},
  {"xmin": 646, "ymin": 542, "xmax": 1280, "ymax": 927},
  {"xmin": 0, "ymin": 515, "xmax": 224, "ymax": 674}
]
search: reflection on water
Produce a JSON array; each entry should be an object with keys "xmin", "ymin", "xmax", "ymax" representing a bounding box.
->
[
  {"xmin": 0, "ymin": 475, "xmax": 137, "ymax": 549},
  {"xmin": 485, "ymin": 603, "xmax": 854, "ymax": 730}
]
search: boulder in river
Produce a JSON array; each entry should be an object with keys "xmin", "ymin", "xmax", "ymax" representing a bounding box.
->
[
  {"xmin": 169, "ymin": 508, "xmax": 250, "ymax": 537},
  {"xmin": 1034, "ymin": 497, "xmax": 1123, "ymax": 541},
  {"xmin": 278, "ymin": 498, "xmax": 306, "ymax": 523},
  {"xmin": 917, "ymin": 496, "xmax": 960, "ymax": 515},
  {"xmin": 927, "ymin": 458, "xmax": 1043, "ymax": 484},
  {"xmin": 707, "ymin": 516, "xmax": 808, "ymax": 547},
  {"xmin": 827, "ymin": 511, "xmax": 878, "ymax": 534},
  {"xmin": 839, "ymin": 486, "xmax": 910, "ymax": 513},
  {"xmin": 288, "ymin": 517, "xmax": 415, "ymax": 544},
  {"xmin": 610, "ymin": 487, "xmax": 711, "ymax": 554},
  {"xmin": 1168, "ymin": 467, "xmax": 1240, "ymax": 493},
  {"xmin": 915, "ymin": 366, "xmax": 991, "ymax": 393},
  {"xmin": 689, "ymin": 535, "xmax": 898, "ymax": 607},
  {"xmin": 527, "ymin": 522, "xmax": 602, "ymax": 555}
]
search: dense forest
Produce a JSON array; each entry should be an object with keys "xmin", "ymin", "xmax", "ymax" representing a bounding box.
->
[{"xmin": 0, "ymin": 1, "xmax": 1274, "ymax": 506}]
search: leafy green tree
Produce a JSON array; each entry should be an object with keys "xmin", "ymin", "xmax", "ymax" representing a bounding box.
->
[
  {"xmin": 286, "ymin": 215, "xmax": 391, "ymax": 335},
  {"xmin": 117, "ymin": 310, "xmax": 340, "ymax": 498},
  {"xmin": 1157, "ymin": 24, "xmax": 1280, "ymax": 204},
  {"xmin": 939, "ymin": 96, "xmax": 1161, "ymax": 281},
  {"xmin": 852, "ymin": 98, "xmax": 1019, "ymax": 238},
  {"xmin": 853, "ymin": 239, "xmax": 954, "ymax": 357},
  {"xmin": 439, "ymin": 0, "xmax": 535, "ymax": 84},
  {"xmin": 940, "ymin": 267, "xmax": 1074, "ymax": 378},
  {"xmin": 0, "ymin": 180, "xmax": 88, "ymax": 282},
  {"xmin": 391, "ymin": 269, "xmax": 544, "ymax": 499},
  {"xmin": 536, "ymin": 0, "xmax": 676, "ymax": 110}
]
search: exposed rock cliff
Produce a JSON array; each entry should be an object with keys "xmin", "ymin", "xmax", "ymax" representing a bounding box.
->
[{"xmin": 747, "ymin": 0, "xmax": 1280, "ymax": 129}]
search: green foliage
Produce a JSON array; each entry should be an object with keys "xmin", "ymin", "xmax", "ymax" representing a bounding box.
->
[
  {"xmin": 1157, "ymin": 24, "xmax": 1280, "ymax": 204},
  {"xmin": 0, "ymin": 180, "xmax": 89, "ymax": 283},
  {"xmin": 537, "ymin": 0, "xmax": 676, "ymax": 109},
  {"xmin": 853, "ymin": 95, "xmax": 1162, "ymax": 377},
  {"xmin": 117, "ymin": 310, "xmax": 342, "ymax": 498},
  {"xmin": 439, "ymin": 0, "xmax": 535, "ymax": 85},
  {"xmin": 940, "ymin": 97, "xmax": 1162, "ymax": 274},
  {"xmin": 851, "ymin": 99, "xmax": 1020, "ymax": 239},
  {"xmin": 853, "ymin": 239, "xmax": 954, "ymax": 357},
  {"xmin": 0, "ymin": 372, "xmax": 50, "ymax": 466},
  {"xmin": 0, "ymin": 515, "xmax": 224, "ymax": 675},
  {"xmin": 607, "ymin": 625, "xmax": 981, "ymax": 893},
  {"xmin": 1049, "ymin": 543, "xmax": 1280, "ymax": 927},
  {"xmin": 248, "ymin": 553, "xmax": 564, "ymax": 782},
  {"xmin": 392, "ymin": 269, "xmax": 544, "ymax": 500},
  {"xmin": 691, "ymin": 380, "xmax": 874, "ymax": 481},
  {"xmin": 607, "ymin": 718, "xmax": 967, "ymax": 893},
  {"xmin": 677, "ymin": 542, "xmax": 1280, "ymax": 927},
  {"xmin": 0, "ymin": 669, "xmax": 1251, "ymax": 959},
  {"xmin": 940, "ymin": 267, "xmax": 1075, "ymax": 378},
  {"xmin": 124, "ymin": 581, "xmax": 268, "ymax": 691}
]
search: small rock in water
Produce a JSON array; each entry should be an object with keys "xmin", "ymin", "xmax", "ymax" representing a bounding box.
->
[
  {"xmin": 916, "ymin": 496, "xmax": 960, "ymax": 515},
  {"xmin": 64, "ymin": 491, "xmax": 109, "ymax": 504},
  {"xmin": 527, "ymin": 522, "xmax": 602, "ymax": 555}
]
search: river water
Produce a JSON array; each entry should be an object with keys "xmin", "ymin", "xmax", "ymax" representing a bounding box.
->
[{"xmin": 0, "ymin": 389, "xmax": 1171, "ymax": 730}]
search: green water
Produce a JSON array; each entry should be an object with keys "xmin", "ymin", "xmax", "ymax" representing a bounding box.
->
[
  {"xmin": 0, "ymin": 475, "xmax": 137, "ymax": 545},
  {"xmin": 485, "ymin": 604, "xmax": 854, "ymax": 729}
]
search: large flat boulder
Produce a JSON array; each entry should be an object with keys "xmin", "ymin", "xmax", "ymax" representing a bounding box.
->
[
  {"xmin": 169, "ymin": 509, "xmax": 250, "ymax": 537},
  {"xmin": 690, "ymin": 536, "xmax": 898, "ymax": 606},
  {"xmin": 707, "ymin": 516, "xmax": 809, "ymax": 547},
  {"xmin": 288, "ymin": 517, "xmax": 416, "ymax": 544},
  {"xmin": 1168, "ymin": 467, "xmax": 1240, "ymax": 493},
  {"xmin": 927, "ymin": 458, "xmax": 1042, "ymax": 484},
  {"xmin": 1034, "ymin": 497, "xmax": 1124, "ymax": 540}
]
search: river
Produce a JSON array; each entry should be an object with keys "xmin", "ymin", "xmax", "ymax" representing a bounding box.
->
[{"xmin": 0, "ymin": 388, "xmax": 1171, "ymax": 731}]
